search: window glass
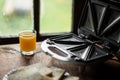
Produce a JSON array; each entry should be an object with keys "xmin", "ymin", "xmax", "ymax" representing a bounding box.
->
[
  {"xmin": 0, "ymin": 0, "xmax": 33, "ymax": 36},
  {"xmin": 40, "ymin": 0, "xmax": 72, "ymax": 33}
]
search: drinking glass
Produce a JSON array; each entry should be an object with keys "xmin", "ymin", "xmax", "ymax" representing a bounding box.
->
[{"xmin": 19, "ymin": 30, "xmax": 36, "ymax": 56}]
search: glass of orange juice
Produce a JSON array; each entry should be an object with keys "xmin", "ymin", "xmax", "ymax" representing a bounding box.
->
[{"xmin": 19, "ymin": 30, "xmax": 36, "ymax": 56}]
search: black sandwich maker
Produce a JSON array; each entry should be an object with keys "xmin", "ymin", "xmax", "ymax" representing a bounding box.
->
[{"xmin": 41, "ymin": 0, "xmax": 120, "ymax": 65}]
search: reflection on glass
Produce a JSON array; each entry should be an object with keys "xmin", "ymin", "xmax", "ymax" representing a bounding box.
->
[
  {"xmin": 40, "ymin": 0, "xmax": 72, "ymax": 33},
  {"xmin": 0, "ymin": 0, "xmax": 33, "ymax": 36}
]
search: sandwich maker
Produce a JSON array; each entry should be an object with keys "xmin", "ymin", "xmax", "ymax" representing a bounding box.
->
[{"xmin": 41, "ymin": 0, "xmax": 120, "ymax": 65}]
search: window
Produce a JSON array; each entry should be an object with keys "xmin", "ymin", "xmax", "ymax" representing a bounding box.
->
[
  {"xmin": 0, "ymin": 0, "xmax": 33, "ymax": 36},
  {"xmin": 40, "ymin": 0, "xmax": 72, "ymax": 33},
  {"xmin": 0, "ymin": 0, "xmax": 86, "ymax": 44}
]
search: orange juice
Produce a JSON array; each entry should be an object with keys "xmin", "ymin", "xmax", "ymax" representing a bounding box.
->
[{"xmin": 19, "ymin": 32, "xmax": 36, "ymax": 52}]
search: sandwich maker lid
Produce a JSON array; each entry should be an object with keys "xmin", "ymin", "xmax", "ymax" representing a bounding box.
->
[{"xmin": 41, "ymin": 0, "xmax": 120, "ymax": 64}]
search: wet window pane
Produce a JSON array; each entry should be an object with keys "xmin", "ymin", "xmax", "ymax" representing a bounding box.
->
[
  {"xmin": 40, "ymin": 0, "xmax": 72, "ymax": 33},
  {"xmin": 0, "ymin": 0, "xmax": 33, "ymax": 36}
]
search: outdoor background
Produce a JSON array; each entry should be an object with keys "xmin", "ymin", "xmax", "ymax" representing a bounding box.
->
[{"xmin": 0, "ymin": 0, "xmax": 72, "ymax": 36}]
